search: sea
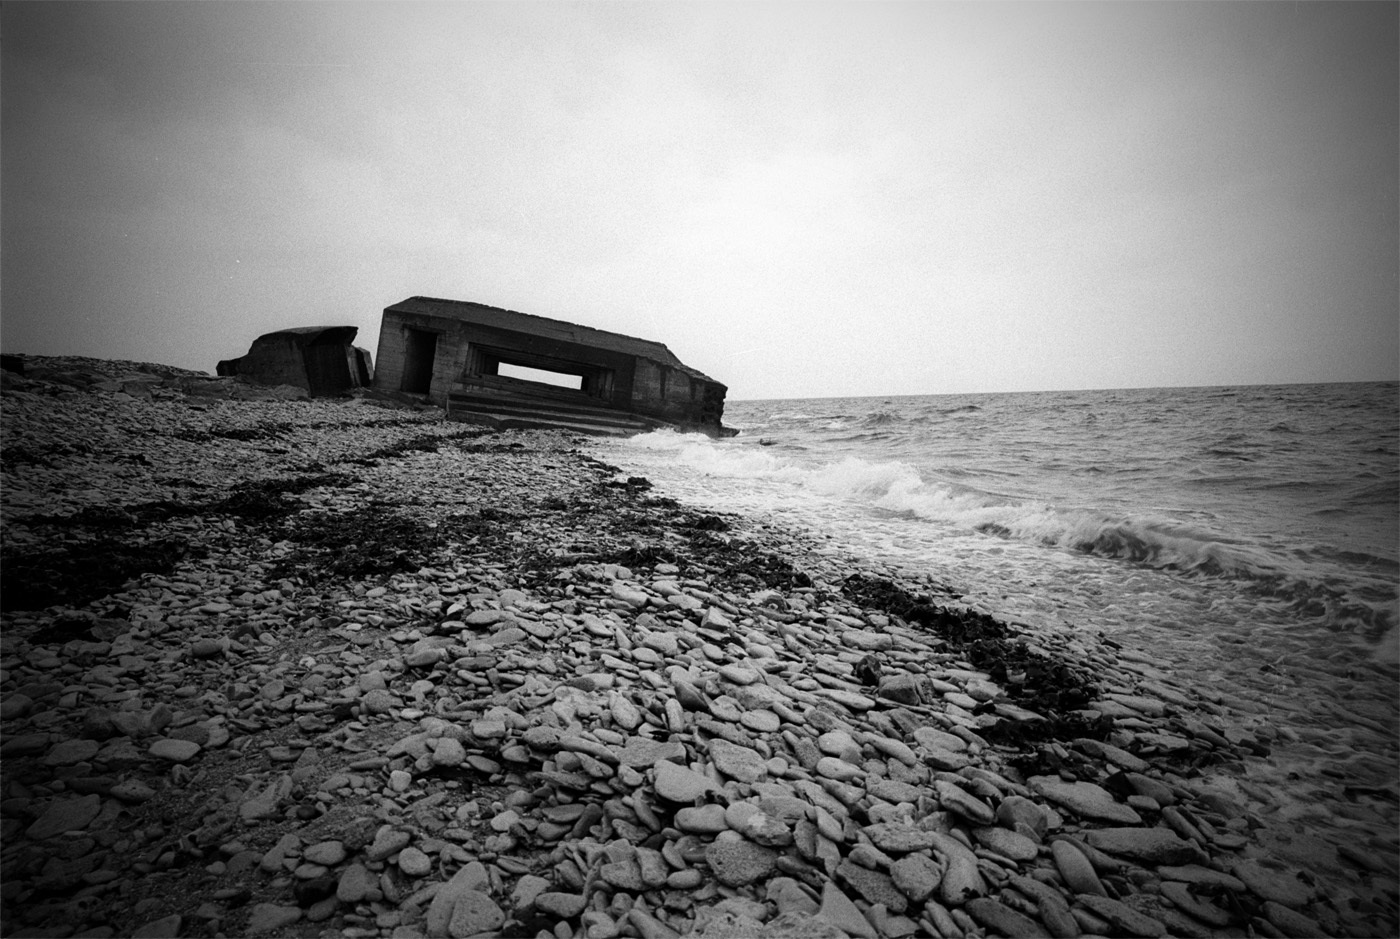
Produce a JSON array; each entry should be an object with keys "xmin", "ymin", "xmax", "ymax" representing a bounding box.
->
[{"xmin": 590, "ymin": 381, "xmax": 1400, "ymax": 879}]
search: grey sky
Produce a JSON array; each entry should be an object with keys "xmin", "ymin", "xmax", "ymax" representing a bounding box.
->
[{"xmin": 3, "ymin": 1, "xmax": 1395, "ymax": 399}]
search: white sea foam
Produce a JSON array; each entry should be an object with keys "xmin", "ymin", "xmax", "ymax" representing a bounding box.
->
[
  {"xmin": 623, "ymin": 431, "xmax": 1277, "ymax": 579},
  {"xmin": 617, "ymin": 421, "xmax": 1397, "ymax": 642}
]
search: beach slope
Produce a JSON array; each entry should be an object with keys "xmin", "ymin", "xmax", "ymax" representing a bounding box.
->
[{"xmin": 1, "ymin": 357, "xmax": 1391, "ymax": 938}]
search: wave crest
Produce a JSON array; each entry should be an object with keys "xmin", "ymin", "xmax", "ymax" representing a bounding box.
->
[{"xmin": 617, "ymin": 430, "xmax": 1396, "ymax": 635}]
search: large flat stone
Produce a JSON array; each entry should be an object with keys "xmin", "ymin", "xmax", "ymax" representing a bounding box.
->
[
  {"xmin": 862, "ymin": 822, "xmax": 937, "ymax": 854},
  {"xmin": 966, "ymin": 897, "xmax": 1050, "ymax": 939},
  {"xmin": 1085, "ymin": 827, "xmax": 1205, "ymax": 866},
  {"xmin": 1029, "ymin": 776, "xmax": 1142, "ymax": 824},
  {"xmin": 26, "ymin": 794, "xmax": 102, "ymax": 840},
  {"xmin": 654, "ymin": 760, "xmax": 721, "ymax": 802},
  {"xmin": 935, "ymin": 779, "xmax": 995, "ymax": 825},
  {"xmin": 704, "ymin": 837, "xmax": 778, "ymax": 886},
  {"xmin": 818, "ymin": 880, "xmax": 877, "ymax": 939},
  {"xmin": 619, "ymin": 737, "xmax": 687, "ymax": 769},
  {"xmin": 1231, "ymin": 859, "xmax": 1317, "ymax": 908},
  {"xmin": 447, "ymin": 890, "xmax": 504, "ymax": 938},
  {"xmin": 148, "ymin": 737, "xmax": 201, "ymax": 762},
  {"xmin": 838, "ymin": 858, "xmax": 907, "ymax": 913},
  {"xmin": 709, "ymin": 738, "xmax": 767, "ymax": 783},
  {"xmin": 760, "ymin": 911, "xmax": 853, "ymax": 938},
  {"xmin": 891, "ymin": 853, "xmax": 942, "ymax": 903}
]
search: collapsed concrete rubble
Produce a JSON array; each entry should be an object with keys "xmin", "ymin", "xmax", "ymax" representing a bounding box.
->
[{"xmin": 218, "ymin": 326, "xmax": 374, "ymax": 398}]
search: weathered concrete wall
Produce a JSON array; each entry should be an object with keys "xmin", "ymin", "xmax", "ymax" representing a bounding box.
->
[
  {"xmin": 633, "ymin": 358, "xmax": 703, "ymax": 424},
  {"xmin": 631, "ymin": 358, "xmax": 729, "ymax": 431},
  {"xmin": 372, "ymin": 324, "xmax": 405, "ymax": 393},
  {"xmin": 218, "ymin": 334, "xmax": 310, "ymax": 391},
  {"xmin": 372, "ymin": 312, "xmax": 460, "ymax": 399},
  {"xmin": 352, "ymin": 346, "xmax": 373, "ymax": 385},
  {"xmin": 218, "ymin": 327, "xmax": 370, "ymax": 397}
]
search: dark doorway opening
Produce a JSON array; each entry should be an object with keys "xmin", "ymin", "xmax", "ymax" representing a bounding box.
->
[{"xmin": 401, "ymin": 329, "xmax": 437, "ymax": 395}]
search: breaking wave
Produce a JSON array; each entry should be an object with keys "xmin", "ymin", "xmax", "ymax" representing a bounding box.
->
[{"xmin": 620, "ymin": 429, "xmax": 1397, "ymax": 637}]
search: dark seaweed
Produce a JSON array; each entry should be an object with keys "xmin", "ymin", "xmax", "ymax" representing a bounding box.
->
[
  {"xmin": 209, "ymin": 473, "xmax": 356, "ymax": 520},
  {"xmin": 271, "ymin": 508, "xmax": 437, "ymax": 580},
  {"xmin": 347, "ymin": 429, "xmax": 498, "ymax": 464},
  {"xmin": 841, "ymin": 573, "xmax": 1110, "ymax": 755},
  {"xmin": 0, "ymin": 537, "xmax": 191, "ymax": 612}
]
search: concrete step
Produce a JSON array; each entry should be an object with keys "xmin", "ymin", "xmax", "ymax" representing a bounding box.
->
[
  {"xmin": 451, "ymin": 402, "xmax": 651, "ymax": 431},
  {"xmin": 450, "ymin": 409, "xmax": 652, "ymax": 437},
  {"xmin": 449, "ymin": 392, "xmax": 639, "ymax": 424},
  {"xmin": 448, "ymin": 391, "xmax": 664, "ymax": 434}
]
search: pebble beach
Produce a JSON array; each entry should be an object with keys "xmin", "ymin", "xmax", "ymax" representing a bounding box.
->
[{"xmin": 1, "ymin": 356, "xmax": 1395, "ymax": 939}]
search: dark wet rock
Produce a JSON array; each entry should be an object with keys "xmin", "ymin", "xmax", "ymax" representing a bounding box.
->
[
  {"xmin": 1158, "ymin": 881, "xmax": 1232, "ymax": 927},
  {"xmin": 246, "ymin": 903, "xmax": 302, "ymax": 934},
  {"xmin": 1264, "ymin": 900, "xmax": 1326, "ymax": 938},
  {"xmin": 1230, "ymin": 858, "xmax": 1316, "ymax": 908},
  {"xmin": 132, "ymin": 914, "xmax": 184, "ymax": 938},
  {"xmin": 1085, "ymin": 827, "xmax": 1206, "ymax": 866},
  {"xmin": 1030, "ymin": 775, "xmax": 1142, "ymax": 824},
  {"xmin": 1074, "ymin": 894, "xmax": 1166, "ymax": 938},
  {"xmin": 26, "ymin": 794, "xmax": 102, "ymax": 840}
]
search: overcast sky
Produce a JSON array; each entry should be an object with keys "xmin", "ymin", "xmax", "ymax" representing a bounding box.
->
[{"xmin": 3, "ymin": 2, "xmax": 1396, "ymax": 399}]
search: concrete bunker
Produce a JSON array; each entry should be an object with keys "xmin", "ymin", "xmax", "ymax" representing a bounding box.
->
[
  {"xmin": 217, "ymin": 326, "xmax": 373, "ymax": 397},
  {"xmin": 374, "ymin": 296, "xmax": 729, "ymax": 435}
]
